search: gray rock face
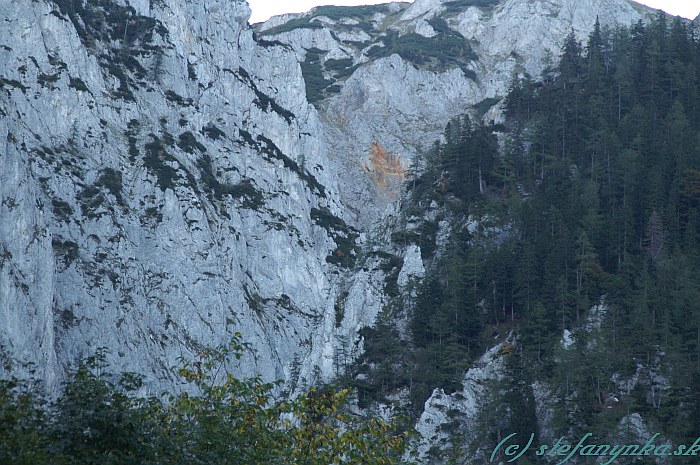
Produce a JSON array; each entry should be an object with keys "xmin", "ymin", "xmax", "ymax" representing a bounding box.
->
[
  {"xmin": 411, "ymin": 341, "xmax": 507, "ymax": 462},
  {"xmin": 0, "ymin": 0, "xmax": 662, "ymax": 396},
  {"xmin": 0, "ymin": 0, "xmax": 379, "ymax": 391},
  {"xmin": 258, "ymin": 0, "xmax": 655, "ymax": 226},
  {"xmin": 397, "ymin": 244, "xmax": 424, "ymax": 289}
]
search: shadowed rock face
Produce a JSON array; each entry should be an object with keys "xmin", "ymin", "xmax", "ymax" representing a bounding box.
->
[{"xmin": 0, "ymin": 0, "xmax": 661, "ymax": 394}]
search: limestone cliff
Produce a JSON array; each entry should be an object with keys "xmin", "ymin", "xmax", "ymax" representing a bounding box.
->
[{"xmin": 0, "ymin": 0, "xmax": 382, "ymax": 392}]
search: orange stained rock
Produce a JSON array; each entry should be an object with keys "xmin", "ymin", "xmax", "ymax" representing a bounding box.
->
[{"xmin": 369, "ymin": 142, "xmax": 406, "ymax": 176}]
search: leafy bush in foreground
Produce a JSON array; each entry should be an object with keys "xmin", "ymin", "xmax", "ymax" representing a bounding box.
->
[{"xmin": 0, "ymin": 335, "xmax": 406, "ymax": 464}]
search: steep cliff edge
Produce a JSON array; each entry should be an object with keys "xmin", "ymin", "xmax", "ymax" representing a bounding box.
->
[{"xmin": 0, "ymin": 0, "xmax": 384, "ymax": 391}]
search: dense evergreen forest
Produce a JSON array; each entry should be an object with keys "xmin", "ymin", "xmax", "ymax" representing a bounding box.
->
[{"xmin": 355, "ymin": 14, "xmax": 700, "ymax": 461}]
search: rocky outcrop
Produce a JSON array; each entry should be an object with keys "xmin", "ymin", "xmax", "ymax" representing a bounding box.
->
[{"xmin": 411, "ymin": 341, "xmax": 507, "ymax": 462}]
